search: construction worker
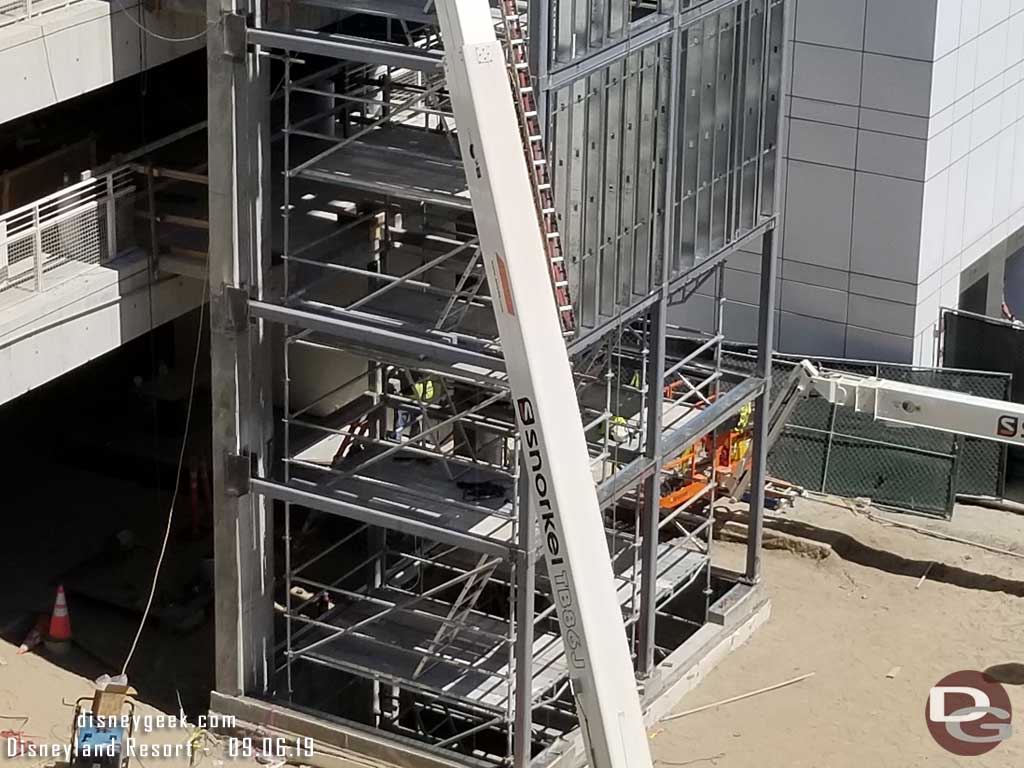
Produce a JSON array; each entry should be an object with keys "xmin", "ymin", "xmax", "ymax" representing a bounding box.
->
[
  {"xmin": 737, "ymin": 401, "xmax": 753, "ymax": 431},
  {"xmin": 392, "ymin": 375, "xmax": 439, "ymax": 440},
  {"xmin": 607, "ymin": 414, "xmax": 630, "ymax": 443}
]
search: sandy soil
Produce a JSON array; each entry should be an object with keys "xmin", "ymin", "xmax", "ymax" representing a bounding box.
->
[
  {"xmin": 0, "ymin": 641, "xmax": 258, "ymax": 768},
  {"xmin": 651, "ymin": 498, "xmax": 1024, "ymax": 768},
  {"xmin": 2, "ymin": 493, "xmax": 1021, "ymax": 768}
]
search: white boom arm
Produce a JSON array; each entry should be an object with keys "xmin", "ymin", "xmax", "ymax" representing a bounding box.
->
[
  {"xmin": 802, "ymin": 360, "xmax": 1024, "ymax": 445},
  {"xmin": 434, "ymin": 3, "xmax": 653, "ymax": 768}
]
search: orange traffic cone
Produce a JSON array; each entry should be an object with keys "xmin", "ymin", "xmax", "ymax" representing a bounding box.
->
[{"xmin": 45, "ymin": 585, "xmax": 72, "ymax": 653}]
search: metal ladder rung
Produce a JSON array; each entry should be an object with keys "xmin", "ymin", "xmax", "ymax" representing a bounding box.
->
[
  {"xmin": 554, "ymin": 280, "xmax": 569, "ymax": 288},
  {"xmin": 558, "ymin": 305, "xmax": 574, "ymax": 312},
  {"xmin": 546, "ymin": 231, "xmax": 560, "ymax": 239},
  {"xmin": 549, "ymin": 256, "xmax": 565, "ymax": 264}
]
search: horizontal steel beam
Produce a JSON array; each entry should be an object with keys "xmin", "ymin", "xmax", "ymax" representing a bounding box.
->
[
  {"xmin": 250, "ymin": 300, "xmax": 507, "ymax": 383},
  {"xmin": 567, "ymin": 218, "xmax": 775, "ymax": 356},
  {"xmin": 248, "ymin": 27, "xmax": 444, "ymax": 70},
  {"xmin": 252, "ymin": 478, "xmax": 514, "ymax": 558},
  {"xmin": 596, "ymin": 376, "xmax": 766, "ymax": 507},
  {"xmin": 301, "ymin": 0, "xmax": 438, "ymax": 24},
  {"xmin": 662, "ymin": 376, "xmax": 765, "ymax": 458},
  {"xmin": 596, "ymin": 455, "xmax": 655, "ymax": 508},
  {"xmin": 544, "ymin": 16, "xmax": 673, "ymax": 91}
]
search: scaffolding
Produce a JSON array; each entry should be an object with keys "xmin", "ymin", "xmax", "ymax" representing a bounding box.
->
[{"xmin": 205, "ymin": 0, "xmax": 787, "ymax": 766}]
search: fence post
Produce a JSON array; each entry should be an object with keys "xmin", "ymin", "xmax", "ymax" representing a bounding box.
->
[
  {"xmin": 106, "ymin": 173, "xmax": 117, "ymax": 262},
  {"xmin": 25, "ymin": 0, "xmax": 32, "ymax": 20},
  {"xmin": 32, "ymin": 204, "xmax": 43, "ymax": 291}
]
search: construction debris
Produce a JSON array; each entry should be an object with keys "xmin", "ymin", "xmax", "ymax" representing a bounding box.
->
[{"xmin": 661, "ymin": 673, "xmax": 816, "ymax": 723}]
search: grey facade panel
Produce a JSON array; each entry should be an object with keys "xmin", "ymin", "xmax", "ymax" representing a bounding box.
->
[
  {"xmin": 855, "ymin": 130, "xmax": 928, "ymax": 180},
  {"xmin": 850, "ymin": 172, "xmax": 924, "ymax": 282},
  {"xmin": 787, "ymin": 118, "xmax": 858, "ymax": 168},
  {"xmin": 778, "ymin": 309, "xmax": 848, "ymax": 355},
  {"xmin": 860, "ymin": 53, "xmax": 934, "ymax": 116},
  {"xmin": 863, "ymin": 0, "xmax": 939, "ymax": 61},
  {"xmin": 794, "ymin": 0, "xmax": 866, "ymax": 50},
  {"xmin": 782, "ymin": 160, "xmax": 854, "ymax": 270},
  {"xmin": 791, "ymin": 42, "xmax": 864, "ymax": 104}
]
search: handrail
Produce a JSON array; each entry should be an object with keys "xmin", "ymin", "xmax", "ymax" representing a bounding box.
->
[
  {"xmin": 0, "ymin": 0, "xmax": 88, "ymax": 28},
  {"xmin": 0, "ymin": 166, "xmax": 137, "ymax": 295}
]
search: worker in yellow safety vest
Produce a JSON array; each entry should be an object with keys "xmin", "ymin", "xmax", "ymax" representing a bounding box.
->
[
  {"xmin": 394, "ymin": 376, "xmax": 439, "ymax": 439},
  {"xmin": 413, "ymin": 378, "xmax": 438, "ymax": 403}
]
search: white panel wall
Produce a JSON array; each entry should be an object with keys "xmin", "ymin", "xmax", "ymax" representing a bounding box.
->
[
  {"xmin": 767, "ymin": 0, "xmax": 935, "ymax": 362},
  {"xmin": 914, "ymin": 0, "xmax": 1024, "ymax": 364},
  {"xmin": 753, "ymin": 0, "xmax": 1024, "ymax": 365}
]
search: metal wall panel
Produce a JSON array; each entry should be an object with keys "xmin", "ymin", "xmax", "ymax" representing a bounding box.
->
[
  {"xmin": 546, "ymin": 0, "xmax": 783, "ymax": 333},
  {"xmin": 550, "ymin": 39, "xmax": 671, "ymax": 327}
]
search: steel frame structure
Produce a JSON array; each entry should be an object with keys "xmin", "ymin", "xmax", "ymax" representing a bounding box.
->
[{"xmin": 206, "ymin": 0, "xmax": 787, "ymax": 765}]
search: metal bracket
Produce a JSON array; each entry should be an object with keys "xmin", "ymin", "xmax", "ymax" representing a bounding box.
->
[
  {"xmin": 223, "ymin": 12, "xmax": 247, "ymax": 60},
  {"xmin": 222, "ymin": 285, "xmax": 250, "ymax": 334},
  {"xmin": 224, "ymin": 452, "xmax": 252, "ymax": 497}
]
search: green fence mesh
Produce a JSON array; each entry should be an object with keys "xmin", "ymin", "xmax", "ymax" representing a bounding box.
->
[{"xmin": 721, "ymin": 352, "xmax": 1011, "ymax": 517}]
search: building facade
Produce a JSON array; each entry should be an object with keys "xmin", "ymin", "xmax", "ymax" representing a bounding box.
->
[{"xmin": 687, "ymin": 0, "xmax": 1024, "ymax": 364}]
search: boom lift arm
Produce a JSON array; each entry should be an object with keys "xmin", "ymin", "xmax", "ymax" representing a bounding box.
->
[
  {"xmin": 434, "ymin": 2, "xmax": 654, "ymax": 768},
  {"xmin": 802, "ymin": 360, "xmax": 1024, "ymax": 445},
  {"xmin": 733, "ymin": 360, "xmax": 1024, "ymax": 500}
]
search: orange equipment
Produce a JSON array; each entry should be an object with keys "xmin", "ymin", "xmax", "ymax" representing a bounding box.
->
[{"xmin": 47, "ymin": 585, "xmax": 72, "ymax": 649}]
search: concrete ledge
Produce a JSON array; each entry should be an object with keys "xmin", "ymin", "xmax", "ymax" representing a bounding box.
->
[
  {"xmin": 209, "ymin": 693, "xmax": 488, "ymax": 768},
  {"xmin": 537, "ymin": 584, "xmax": 771, "ymax": 768},
  {"xmin": 0, "ymin": 253, "xmax": 205, "ymax": 405}
]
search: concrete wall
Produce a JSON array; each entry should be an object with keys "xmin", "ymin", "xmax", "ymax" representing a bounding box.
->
[
  {"xmin": 0, "ymin": 0, "xmax": 204, "ymax": 126},
  {"xmin": 0, "ymin": 252, "xmax": 204, "ymax": 406}
]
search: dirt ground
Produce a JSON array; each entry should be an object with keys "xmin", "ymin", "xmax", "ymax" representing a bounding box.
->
[
  {"xmin": 0, "ymin": 644, "xmax": 259, "ymax": 768},
  {"xmin": 2, "ymin": 493, "xmax": 1022, "ymax": 768},
  {"xmin": 652, "ymin": 496, "xmax": 1024, "ymax": 768}
]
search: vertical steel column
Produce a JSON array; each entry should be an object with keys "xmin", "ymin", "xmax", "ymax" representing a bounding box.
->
[
  {"xmin": 528, "ymin": 0, "xmax": 550, "ymax": 129},
  {"xmin": 637, "ymin": 27, "xmax": 681, "ymax": 677},
  {"xmin": 208, "ymin": 0, "xmax": 275, "ymax": 696},
  {"xmin": 636, "ymin": 301, "xmax": 666, "ymax": 677},
  {"xmin": 745, "ymin": 0, "xmax": 788, "ymax": 582},
  {"xmin": 743, "ymin": 226, "xmax": 777, "ymax": 582}
]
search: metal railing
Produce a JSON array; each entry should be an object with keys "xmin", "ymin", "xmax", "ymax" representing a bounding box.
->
[
  {"xmin": 0, "ymin": 0, "xmax": 86, "ymax": 27},
  {"xmin": 0, "ymin": 168, "xmax": 137, "ymax": 296}
]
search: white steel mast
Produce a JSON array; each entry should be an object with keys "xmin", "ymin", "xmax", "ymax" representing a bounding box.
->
[{"xmin": 433, "ymin": 2, "xmax": 655, "ymax": 767}]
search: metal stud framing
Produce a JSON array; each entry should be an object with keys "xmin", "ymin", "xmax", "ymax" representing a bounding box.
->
[{"xmin": 207, "ymin": 0, "xmax": 787, "ymax": 764}]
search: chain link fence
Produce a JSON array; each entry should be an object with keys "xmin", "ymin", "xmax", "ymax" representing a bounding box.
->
[{"xmin": 722, "ymin": 351, "xmax": 1011, "ymax": 517}]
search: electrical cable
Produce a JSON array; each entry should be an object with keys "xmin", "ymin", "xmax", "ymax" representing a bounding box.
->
[
  {"xmin": 120, "ymin": 272, "xmax": 208, "ymax": 675},
  {"xmin": 110, "ymin": 0, "xmax": 208, "ymax": 43}
]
